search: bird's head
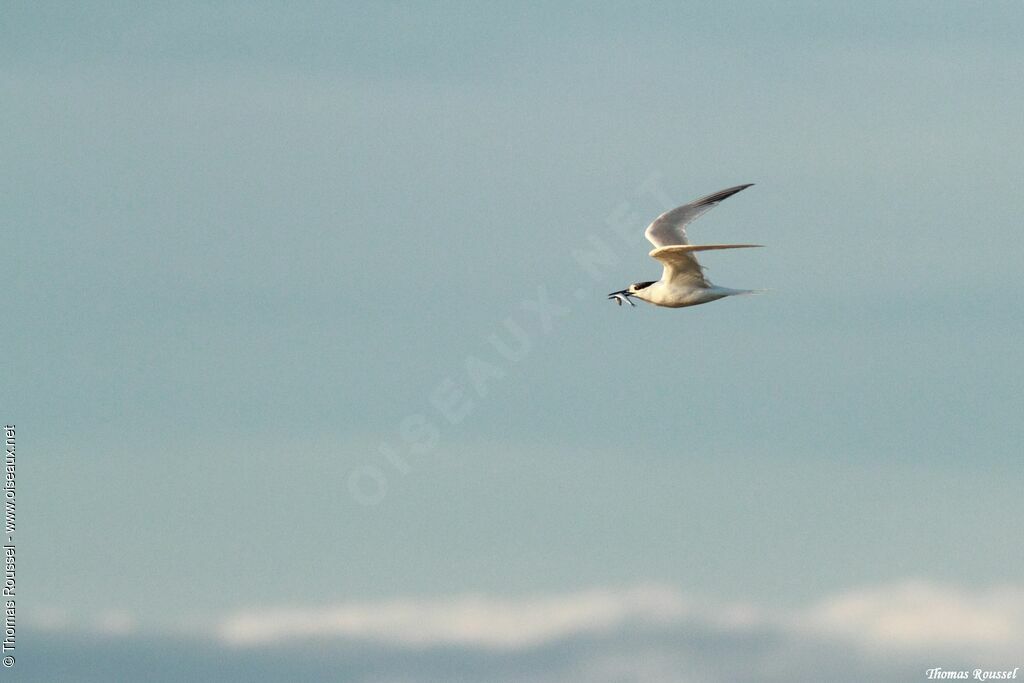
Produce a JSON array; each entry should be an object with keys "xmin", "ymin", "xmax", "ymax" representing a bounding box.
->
[{"xmin": 607, "ymin": 281, "xmax": 656, "ymax": 306}]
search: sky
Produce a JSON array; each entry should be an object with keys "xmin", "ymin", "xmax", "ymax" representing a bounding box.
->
[{"xmin": 4, "ymin": 2, "xmax": 1024, "ymax": 681}]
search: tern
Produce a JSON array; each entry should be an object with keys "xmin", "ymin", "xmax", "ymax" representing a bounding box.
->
[{"xmin": 608, "ymin": 184, "xmax": 763, "ymax": 308}]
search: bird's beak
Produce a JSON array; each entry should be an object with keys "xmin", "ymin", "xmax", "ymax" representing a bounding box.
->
[{"xmin": 607, "ymin": 290, "xmax": 636, "ymax": 307}]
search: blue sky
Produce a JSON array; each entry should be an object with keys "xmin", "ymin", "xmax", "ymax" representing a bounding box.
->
[{"xmin": 5, "ymin": 2, "xmax": 1024, "ymax": 680}]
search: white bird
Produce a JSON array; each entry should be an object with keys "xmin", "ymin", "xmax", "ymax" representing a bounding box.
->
[{"xmin": 608, "ymin": 183, "xmax": 763, "ymax": 308}]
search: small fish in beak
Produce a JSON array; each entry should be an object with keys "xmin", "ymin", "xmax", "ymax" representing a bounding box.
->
[{"xmin": 608, "ymin": 291, "xmax": 635, "ymax": 307}]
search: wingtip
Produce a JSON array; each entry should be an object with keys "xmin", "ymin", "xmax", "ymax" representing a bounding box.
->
[{"xmin": 694, "ymin": 183, "xmax": 755, "ymax": 207}]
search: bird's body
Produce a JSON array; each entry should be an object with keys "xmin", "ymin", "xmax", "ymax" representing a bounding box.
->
[
  {"xmin": 608, "ymin": 184, "xmax": 763, "ymax": 309},
  {"xmin": 631, "ymin": 282, "xmax": 751, "ymax": 308}
]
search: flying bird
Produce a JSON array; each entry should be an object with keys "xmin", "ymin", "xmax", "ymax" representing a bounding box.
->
[{"xmin": 608, "ymin": 184, "xmax": 763, "ymax": 308}]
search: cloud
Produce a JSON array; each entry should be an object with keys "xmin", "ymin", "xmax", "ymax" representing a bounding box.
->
[
  {"xmin": 24, "ymin": 581, "xmax": 1024, "ymax": 683},
  {"xmin": 215, "ymin": 580, "xmax": 1024, "ymax": 659},
  {"xmin": 93, "ymin": 610, "xmax": 137, "ymax": 636},
  {"xmin": 795, "ymin": 580, "xmax": 1024, "ymax": 656},
  {"xmin": 218, "ymin": 584, "xmax": 691, "ymax": 648}
]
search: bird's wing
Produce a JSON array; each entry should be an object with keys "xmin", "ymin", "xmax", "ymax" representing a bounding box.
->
[
  {"xmin": 643, "ymin": 184, "xmax": 753, "ymax": 247},
  {"xmin": 650, "ymin": 244, "xmax": 763, "ymax": 288}
]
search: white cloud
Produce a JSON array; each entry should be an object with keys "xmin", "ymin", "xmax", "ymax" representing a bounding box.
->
[
  {"xmin": 94, "ymin": 610, "xmax": 137, "ymax": 636},
  {"xmin": 795, "ymin": 580, "xmax": 1024, "ymax": 656},
  {"xmin": 216, "ymin": 580, "xmax": 1024, "ymax": 660},
  {"xmin": 24, "ymin": 606, "xmax": 71, "ymax": 632},
  {"xmin": 218, "ymin": 584, "xmax": 690, "ymax": 648},
  {"xmin": 32, "ymin": 580, "xmax": 1024, "ymax": 682}
]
